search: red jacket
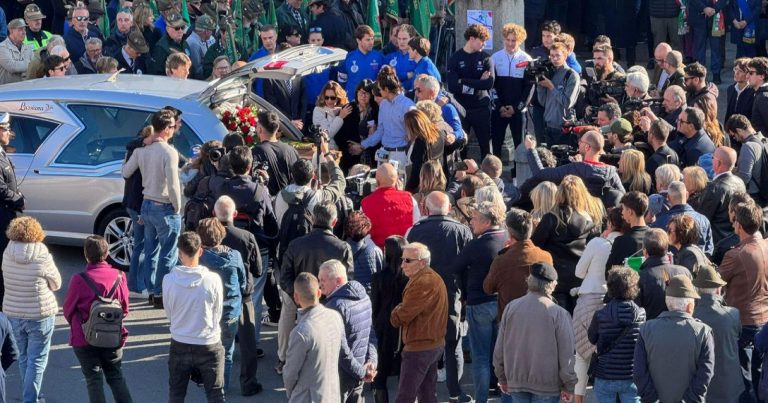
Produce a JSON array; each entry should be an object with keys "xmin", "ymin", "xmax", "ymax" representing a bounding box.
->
[
  {"xmin": 63, "ymin": 262, "xmax": 130, "ymax": 348},
  {"xmin": 361, "ymin": 186, "xmax": 414, "ymax": 247}
]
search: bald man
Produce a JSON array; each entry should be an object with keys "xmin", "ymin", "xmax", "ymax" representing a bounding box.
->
[
  {"xmin": 361, "ymin": 163, "xmax": 420, "ymax": 246},
  {"xmin": 696, "ymin": 146, "xmax": 747, "ymax": 243},
  {"xmin": 651, "ymin": 42, "xmax": 673, "ymax": 91},
  {"xmin": 521, "ymin": 130, "xmax": 625, "ymax": 201},
  {"xmin": 283, "ymin": 272, "xmax": 345, "ymax": 402}
]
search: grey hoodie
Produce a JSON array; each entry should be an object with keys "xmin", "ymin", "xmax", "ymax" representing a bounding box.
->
[
  {"xmin": 537, "ymin": 65, "xmax": 580, "ymax": 129},
  {"xmin": 162, "ymin": 265, "xmax": 224, "ymax": 345}
]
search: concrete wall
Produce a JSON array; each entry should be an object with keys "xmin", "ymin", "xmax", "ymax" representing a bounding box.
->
[{"xmin": 455, "ymin": 0, "xmax": 524, "ymax": 52}]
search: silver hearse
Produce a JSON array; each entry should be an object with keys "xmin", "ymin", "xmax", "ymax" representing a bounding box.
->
[{"xmin": 1, "ymin": 45, "xmax": 346, "ymax": 268}]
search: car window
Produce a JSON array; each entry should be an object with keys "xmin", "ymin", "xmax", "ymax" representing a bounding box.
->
[
  {"xmin": 6, "ymin": 116, "xmax": 58, "ymax": 154},
  {"xmin": 170, "ymin": 123, "xmax": 202, "ymax": 159},
  {"xmin": 56, "ymin": 105, "xmax": 200, "ymax": 166},
  {"xmin": 57, "ymin": 105, "xmax": 149, "ymax": 165}
]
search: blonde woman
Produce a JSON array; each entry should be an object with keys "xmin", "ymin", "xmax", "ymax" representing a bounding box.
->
[
  {"xmin": 619, "ymin": 150, "xmax": 652, "ymax": 194},
  {"xmin": 2, "ymin": 217, "xmax": 61, "ymax": 403},
  {"xmin": 312, "ymin": 81, "xmax": 350, "ymax": 150},
  {"xmin": 413, "ymin": 160, "xmax": 448, "ymax": 215},
  {"xmin": 404, "ymin": 109, "xmax": 444, "ymax": 193},
  {"xmin": 683, "ymin": 166, "xmax": 709, "ymax": 210},
  {"xmin": 133, "ymin": 4, "xmax": 160, "ymax": 49},
  {"xmin": 530, "ymin": 181, "xmax": 557, "ymax": 229},
  {"xmin": 531, "ymin": 175, "xmax": 602, "ymax": 312},
  {"xmin": 416, "ymin": 99, "xmax": 454, "ymax": 139}
]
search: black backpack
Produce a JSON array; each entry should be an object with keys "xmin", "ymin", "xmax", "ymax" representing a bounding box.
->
[
  {"xmin": 78, "ymin": 273, "xmax": 124, "ymax": 348},
  {"xmin": 277, "ymin": 189, "xmax": 315, "ymax": 263},
  {"xmin": 183, "ymin": 176, "xmax": 216, "ymax": 231}
]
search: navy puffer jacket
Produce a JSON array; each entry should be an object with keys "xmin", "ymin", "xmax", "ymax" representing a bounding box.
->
[
  {"xmin": 587, "ymin": 299, "xmax": 646, "ymax": 380},
  {"xmin": 324, "ymin": 280, "xmax": 378, "ymax": 380}
]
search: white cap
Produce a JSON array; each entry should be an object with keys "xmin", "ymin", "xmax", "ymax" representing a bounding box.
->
[{"xmin": 0, "ymin": 113, "xmax": 9, "ymax": 128}]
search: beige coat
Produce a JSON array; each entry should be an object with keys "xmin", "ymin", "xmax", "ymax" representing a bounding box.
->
[
  {"xmin": 0, "ymin": 38, "xmax": 33, "ymax": 84},
  {"xmin": 2, "ymin": 241, "xmax": 61, "ymax": 319}
]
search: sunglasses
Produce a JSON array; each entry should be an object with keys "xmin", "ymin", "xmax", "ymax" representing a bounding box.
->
[
  {"xmin": 171, "ymin": 26, "xmax": 186, "ymax": 31},
  {"xmin": 324, "ymin": 95, "xmax": 337, "ymax": 100},
  {"xmin": 402, "ymin": 258, "xmax": 422, "ymax": 263},
  {"xmin": 309, "ymin": 27, "xmax": 322, "ymax": 33},
  {"xmin": 74, "ymin": 16, "xmax": 89, "ymax": 21}
]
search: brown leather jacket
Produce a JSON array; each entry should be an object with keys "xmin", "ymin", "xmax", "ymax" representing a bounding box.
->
[
  {"xmin": 390, "ymin": 267, "xmax": 448, "ymax": 352},
  {"xmin": 483, "ymin": 239, "xmax": 554, "ymax": 321},
  {"xmin": 719, "ymin": 233, "xmax": 768, "ymax": 326}
]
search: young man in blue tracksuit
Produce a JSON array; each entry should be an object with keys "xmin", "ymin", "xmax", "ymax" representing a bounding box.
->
[{"xmin": 337, "ymin": 25, "xmax": 383, "ymax": 96}]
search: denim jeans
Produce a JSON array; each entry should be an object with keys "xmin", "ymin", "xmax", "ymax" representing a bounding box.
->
[
  {"xmin": 395, "ymin": 347, "xmax": 443, "ymax": 403},
  {"xmin": 739, "ymin": 323, "xmax": 765, "ymax": 403},
  {"xmin": 593, "ymin": 378, "xmax": 640, "ymax": 403},
  {"xmin": 73, "ymin": 346, "xmax": 133, "ymax": 403},
  {"xmin": 168, "ymin": 340, "xmax": 224, "ymax": 403},
  {"xmin": 466, "ymin": 301, "xmax": 498, "ymax": 403},
  {"xmin": 506, "ymin": 392, "xmax": 560, "ymax": 403},
  {"xmin": 220, "ymin": 319, "xmax": 239, "ymax": 391},
  {"xmin": 10, "ymin": 316, "xmax": 55, "ymax": 403},
  {"xmin": 141, "ymin": 200, "xmax": 181, "ymax": 296},
  {"xmin": 252, "ymin": 250, "xmax": 269, "ymax": 346},
  {"xmin": 126, "ymin": 208, "xmax": 156, "ymax": 293}
]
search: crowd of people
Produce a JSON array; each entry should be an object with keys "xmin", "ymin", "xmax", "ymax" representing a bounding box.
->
[{"xmin": 2, "ymin": 0, "xmax": 768, "ymax": 403}]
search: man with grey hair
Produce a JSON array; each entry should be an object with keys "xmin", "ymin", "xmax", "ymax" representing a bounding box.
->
[
  {"xmin": 63, "ymin": 4, "xmax": 102, "ymax": 63},
  {"xmin": 74, "ymin": 37, "xmax": 102, "ymax": 74},
  {"xmin": 0, "ymin": 18, "xmax": 34, "ymax": 84},
  {"xmin": 318, "ymin": 260, "xmax": 378, "ymax": 402},
  {"xmin": 634, "ymin": 275, "xmax": 714, "ymax": 402},
  {"xmin": 692, "ymin": 265, "xmax": 743, "ymax": 402},
  {"xmin": 446, "ymin": 201, "xmax": 508, "ymax": 402},
  {"xmin": 391, "ymin": 242, "xmax": 449, "ymax": 403},
  {"xmin": 406, "ymin": 191, "xmax": 473, "ymax": 402},
  {"xmin": 277, "ymin": 201, "xmax": 353, "ymax": 375},
  {"xmin": 413, "ymin": 73, "xmax": 466, "ymax": 145},
  {"xmin": 186, "ymin": 14, "xmax": 216, "ymax": 79},
  {"xmin": 651, "ymin": 180, "xmax": 714, "ymax": 254},
  {"xmin": 493, "ymin": 262, "xmax": 577, "ymax": 402},
  {"xmin": 283, "ymin": 272, "xmax": 345, "ymax": 402},
  {"xmin": 214, "ymin": 195, "xmax": 263, "ymax": 395},
  {"xmin": 659, "ymin": 50, "xmax": 685, "ymax": 94},
  {"xmin": 623, "ymin": 71, "xmax": 651, "ymax": 108}
]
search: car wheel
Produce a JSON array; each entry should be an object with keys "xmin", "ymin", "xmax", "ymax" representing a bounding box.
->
[{"xmin": 97, "ymin": 208, "xmax": 132, "ymax": 271}]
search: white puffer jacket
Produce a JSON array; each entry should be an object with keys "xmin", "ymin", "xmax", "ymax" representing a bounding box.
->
[{"xmin": 2, "ymin": 241, "xmax": 61, "ymax": 319}]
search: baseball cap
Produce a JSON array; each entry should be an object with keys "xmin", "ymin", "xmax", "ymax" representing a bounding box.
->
[
  {"xmin": 127, "ymin": 31, "xmax": 150, "ymax": 54},
  {"xmin": 610, "ymin": 118, "xmax": 633, "ymax": 137},
  {"xmin": 195, "ymin": 14, "xmax": 216, "ymax": 31},
  {"xmin": 8, "ymin": 19, "xmax": 27, "ymax": 30},
  {"xmin": 166, "ymin": 12, "xmax": 187, "ymax": 29}
]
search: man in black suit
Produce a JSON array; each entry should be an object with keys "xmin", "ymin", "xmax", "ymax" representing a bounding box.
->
[
  {"xmin": 695, "ymin": 146, "xmax": 746, "ymax": 244},
  {"xmin": 112, "ymin": 31, "xmax": 149, "ymax": 75},
  {"xmin": 263, "ymin": 76, "xmax": 306, "ymax": 131},
  {"xmin": 214, "ymin": 194, "xmax": 264, "ymax": 396}
]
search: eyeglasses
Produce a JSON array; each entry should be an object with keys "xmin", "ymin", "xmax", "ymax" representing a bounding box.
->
[
  {"xmin": 171, "ymin": 26, "xmax": 185, "ymax": 31},
  {"xmin": 74, "ymin": 16, "xmax": 89, "ymax": 21},
  {"xmin": 402, "ymin": 258, "xmax": 422, "ymax": 263},
  {"xmin": 324, "ymin": 96, "xmax": 337, "ymax": 100}
]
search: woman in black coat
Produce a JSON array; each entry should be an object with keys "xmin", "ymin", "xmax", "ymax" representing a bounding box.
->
[
  {"xmin": 403, "ymin": 109, "xmax": 444, "ymax": 193},
  {"xmin": 337, "ymin": 79, "xmax": 379, "ymax": 173},
  {"xmin": 370, "ymin": 235, "xmax": 408, "ymax": 403}
]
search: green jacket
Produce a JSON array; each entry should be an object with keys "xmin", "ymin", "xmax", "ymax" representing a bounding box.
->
[
  {"xmin": 276, "ymin": 2, "xmax": 308, "ymax": 41},
  {"xmin": 149, "ymin": 33, "xmax": 191, "ymax": 75}
]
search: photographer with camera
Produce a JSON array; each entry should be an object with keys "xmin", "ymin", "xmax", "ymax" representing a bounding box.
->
[
  {"xmin": 618, "ymin": 71, "xmax": 652, "ymax": 109},
  {"xmin": 252, "ymin": 111, "xmax": 301, "ymax": 196},
  {"xmin": 536, "ymin": 41, "xmax": 580, "ymax": 146},
  {"xmin": 490, "ymin": 23, "xmax": 534, "ymax": 165},
  {"xmin": 596, "ymin": 102, "xmax": 622, "ymax": 129},
  {"xmin": 601, "ymin": 118, "xmax": 636, "ymax": 166},
  {"xmin": 520, "ymin": 130, "xmax": 625, "ymax": 202}
]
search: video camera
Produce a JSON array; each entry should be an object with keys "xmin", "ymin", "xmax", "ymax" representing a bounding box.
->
[
  {"xmin": 586, "ymin": 77, "xmax": 626, "ymax": 107},
  {"xmin": 306, "ymin": 124, "xmax": 329, "ymax": 145},
  {"xmin": 550, "ymin": 144, "xmax": 579, "ymax": 166},
  {"xmin": 623, "ymin": 97, "xmax": 663, "ymax": 115},
  {"xmin": 345, "ymin": 169, "xmax": 376, "ymax": 209},
  {"xmin": 523, "ymin": 58, "xmax": 555, "ymax": 84}
]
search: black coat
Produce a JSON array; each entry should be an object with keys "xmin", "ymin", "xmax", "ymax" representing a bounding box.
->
[
  {"xmin": 280, "ymin": 227, "xmax": 354, "ymax": 294},
  {"xmin": 694, "ymin": 172, "xmax": 746, "ymax": 245},
  {"xmin": 753, "ymin": 85, "xmax": 768, "ymax": 135},
  {"xmin": 222, "ymin": 223, "xmax": 262, "ymax": 297},
  {"xmin": 588, "ymin": 299, "xmax": 646, "ymax": 380},
  {"xmin": 370, "ymin": 265, "xmax": 408, "ymax": 377},
  {"xmin": 606, "ymin": 226, "xmax": 649, "ymax": 273},
  {"xmin": 648, "ymin": 0, "xmax": 680, "ymax": 17},
  {"xmin": 308, "ymin": 9, "xmax": 354, "ymax": 50},
  {"xmin": 263, "ymin": 77, "xmax": 305, "ymax": 120},
  {"xmin": 112, "ymin": 47, "xmax": 148, "ymax": 75},
  {"xmin": 725, "ymin": 84, "xmax": 755, "ymax": 123},
  {"xmin": 531, "ymin": 207, "xmax": 598, "ymax": 291},
  {"xmin": 213, "ymin": 174, "xmax": 278, "ymax": 250},
  {"xmin": 636, "ymin": 256, "xmax": 691, "ymax": 319},
  {"xmin": 337, "ymin": 101, "xmax": 378, "ymax": 171},
  {"xmin": 646, "ymin": 145, "xmax": 680, "ymax": 186},
  {"xmin": 121, "ymin": 138, "xmax": 144, "ymax": 212}
]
